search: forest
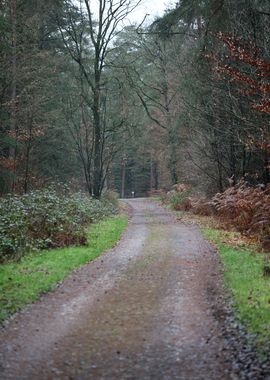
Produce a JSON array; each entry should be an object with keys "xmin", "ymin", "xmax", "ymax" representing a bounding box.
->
[
  {"xmin": 0, "ymin": 0, "xmax": 269, "ymax": 259},
  {"xmin": 0, "ymin": 1, "xmax": 270, "ymax": 376},
  {"xmin": 0, "ymin": 0, "xmax": 269, "ymax": 198}
]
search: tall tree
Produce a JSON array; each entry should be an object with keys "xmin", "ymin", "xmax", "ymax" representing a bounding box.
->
[
  {"xmin": 58, "ymin": 0, "xmax": 141, "ymax": 198},
  {"xmin": 0, "ymin": 0, "xmax": 81, "ymax": 194},
  {"xmin": 149, "ymin": 0, "xmax": 270, "ymax": 192}
]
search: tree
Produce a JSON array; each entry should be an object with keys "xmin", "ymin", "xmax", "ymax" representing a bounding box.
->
[
  {"xmin": 58, "ymin": 0, "xmax": 142, "ymax": 198},
  {"xmin": 0, "ymin": 0, "xmax": 82, "ymax": 194},
  {"xmin": 113, "ymin": 26, "xmax": 184, "ymax": 185},
  {"xmin": 212, "ymin": 32, "xmax": 270, "ymax": 182},
  {"xmin": 148, "ymin": 0, "xmax": 270, "ymax": 192}
]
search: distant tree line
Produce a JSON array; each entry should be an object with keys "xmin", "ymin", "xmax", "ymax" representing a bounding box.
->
[{"xmin": 117, "ymin": 0, "xmax": 270, "ymax": 194}]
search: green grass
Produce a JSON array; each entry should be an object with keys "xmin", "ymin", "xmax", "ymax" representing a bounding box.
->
[
  {"xmin": 204, "ymin": 226, "xmax": 270, "ymax": 352},
  {"xmin": 0, "ymin": 215, "xmax": 128, "ymax": 324}
]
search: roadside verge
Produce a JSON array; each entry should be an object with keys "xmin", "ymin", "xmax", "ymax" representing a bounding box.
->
[{"xmin": 0, "ymin": 215, "xmax": 128, "ymax": 325}]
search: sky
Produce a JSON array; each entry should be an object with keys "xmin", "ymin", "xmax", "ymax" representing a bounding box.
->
[
  {"xmin": 126, "ymin": 0, "xmax": 172, "ymax": 25},
  {"xmin": 73, "ymin": 0, "xmax": 174, "ymax": 33},
  {"xmin": 77, "ymin": 0, "xmax": 173, "ymax": 25}
]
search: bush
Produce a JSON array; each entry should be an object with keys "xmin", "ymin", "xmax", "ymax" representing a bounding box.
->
[
  {"xmin": 0, "ymin": 186, "xmax": 118, "ymax": 262},
  {"xmin": 163, "ymin": 184, "xmax": 193, "ymax": 211},
  {"xmin": 211, "ymin": 180, "xmax": 270, "ymax": 240},
  {"xmin": 169, "ymin": 191, "xmax": 193, "ymax": 211},
  {"xmin": 101, "ymin": 190, "xmax": 119, "ymax": 208},
  {"xmin": 191, "ymin": 197, "xmax": 214, "ymax": 216}
]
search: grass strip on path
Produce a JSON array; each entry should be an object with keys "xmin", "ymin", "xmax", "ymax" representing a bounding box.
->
[
  {"xmin": 203, "ymin": 226, "xmax": 270, "ymax": 353},
  {"xmin": 0, "ymin": 215, "xmax": 128, "ymax": 324}
]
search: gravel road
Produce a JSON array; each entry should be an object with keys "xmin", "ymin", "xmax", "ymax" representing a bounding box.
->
[{"xmin": 0, "ymin": 198, "xmax": 267, "ymax": 379}]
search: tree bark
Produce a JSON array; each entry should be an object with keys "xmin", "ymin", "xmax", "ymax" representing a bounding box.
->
[
  {"xmin": 121, "ymin": 159, "xmax": 126, "ymax": 198},
  {"xmin": 10, "ymin": 0, "xmax": 17, "ymax": 192}
]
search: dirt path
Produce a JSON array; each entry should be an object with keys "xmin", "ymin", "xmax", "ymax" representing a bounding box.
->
[{"xmin": 0, "ymin": 199, "xmax": 234, "ymax": 379}]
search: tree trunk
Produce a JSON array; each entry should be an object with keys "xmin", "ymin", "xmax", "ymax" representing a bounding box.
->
[
  {"xmin": 263, "ymin": 149, "xmax": 270, "ymax": 184},
  {"xmin": 150, "ymin": 152, "xmax": 154, "ymax": 191},
  {"xmin": 168, "ymin": 130, "xmax": 178, "ymax": 185},
  {"xmin": 229, "ymin": 124, "xmax": 236, "ymax": 184},
  {"xmin": 23, "ymin": 117, "xmax": 34, "ymax": 194},
  {"xmin": 93, "ymin": 94, "xmax": 102, "ymax": 198},
  {"xmin": 23, "ymin": 141, "xmax": 31, "ymax": 194},
  {"xmin": 153, "ymin": 161, "xmax": 159, "ymax": 190},
  {"xmin": 10, "ymin": 0, "xmax": 17, "ymax": 192},
  {"xmin": 121, "ymin": 160, "xmax": 126, "ymax": 198}
]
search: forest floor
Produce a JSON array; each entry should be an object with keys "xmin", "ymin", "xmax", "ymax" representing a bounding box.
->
[{"xmin": 0, "ymin": 198, "xmax": 269, "ymax": 379}]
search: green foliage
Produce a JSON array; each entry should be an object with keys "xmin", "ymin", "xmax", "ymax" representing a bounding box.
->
[
  {"xmin": 0, "ymin": 0, "xmax": 84, "ymax": 194},
  {"xmin": 0, "ymin": 186, "xmax": 118, "ymax": 262},
  {"xmin": 101, "ymin": 190, "xmax": 119, "ymax": 208},
  {"xmin": 204, "ymin": 227, "xmax": 270, "ymax": 353},
  {"xmin": 169, "ymin": 189, "xmax": 193, "ymax": 210},
  {"xmin": 162, "ymin": 184, "xmax": 193, "ymax": 211},
  {"xmin": 0, "ymin": 215, "xmax": 128, "ymax": 323}
]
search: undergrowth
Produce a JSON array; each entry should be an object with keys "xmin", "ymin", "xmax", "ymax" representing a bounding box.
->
[
  {"xmin": 162, "ymin": 181, "xmax": 270, "ymax": 242},
  {"xmin": 0, "ymin": 186, "xmax": 118, "ymax": 262},
  {"xmin": 0, "ymin": 215, "xmax": 128, "ymax": 324},
  {"xmin": 212, "ymin": 180, "xmax": 270, "ymax": 238}
]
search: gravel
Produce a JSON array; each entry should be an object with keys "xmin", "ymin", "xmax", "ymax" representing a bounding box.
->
[{"xmin": 0, "ymin": 198, "xmax": 269, "ymax": 379}]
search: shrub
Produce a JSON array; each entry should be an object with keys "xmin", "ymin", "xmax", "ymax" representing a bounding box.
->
[
  {"xmin": 101, "ymin": 190, "xmax": 119, "ymax": 208},
  {"xmin": 169, "ymin": 191, "xmax": 193, "ymax": 211},
  {"xmin": 211, "ymin": 180, "xmax": 270, "ymax": 240},
  {"xmin": 191, "ymin": 197, "xmax": 214, "ymax": 216},
  {"xmin": 0, "ymin": 186, "xmax": 118, "ymax": 262},
  {"xmin": 164, "ymin": 184, "xmax": 193, "ymax": 211}
]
